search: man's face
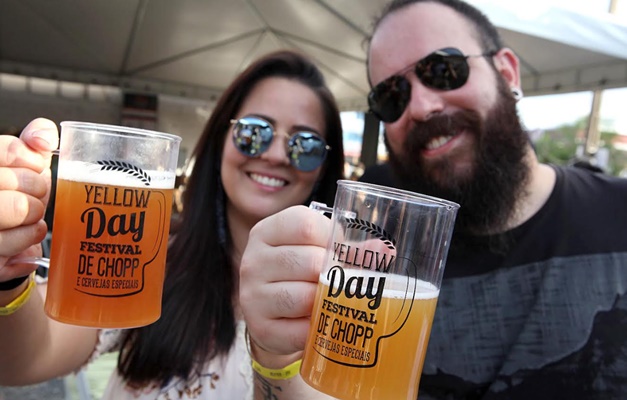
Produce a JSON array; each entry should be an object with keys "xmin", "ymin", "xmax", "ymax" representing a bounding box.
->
[
  {"xmin": 386, "ymin": 78, "xmax": 530, "ymax": 235},
  {"xmin": 368, "ymin": 2, "xmax": 530, "ymax": 234}
]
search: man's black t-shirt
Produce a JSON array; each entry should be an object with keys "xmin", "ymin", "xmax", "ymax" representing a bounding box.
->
[{"xmin": 362, "ymin": 165, "xmax": 627, "ymax": 399}]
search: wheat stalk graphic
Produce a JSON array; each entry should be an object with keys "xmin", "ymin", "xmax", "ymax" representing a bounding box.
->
[
  {"xmin": 96, "ymin": 160, "xmax": 151, "ymax": 186},
  {"xmin": 345, "ymin": 218, "xmax": 396, "ymax": 250}
]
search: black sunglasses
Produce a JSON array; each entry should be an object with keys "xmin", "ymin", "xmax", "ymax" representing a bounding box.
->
[
  {"xmin": 231, "ymin": 116, "xmax": 330, "ymax": 172},
  {"xmin": 368, "ymin": 47, "xmax": 496, "ymax": 123}
]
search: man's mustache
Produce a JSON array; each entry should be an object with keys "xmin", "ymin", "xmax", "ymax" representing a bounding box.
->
[{"xmin": 403, "ymin": 111, "xmax": 482, "ymax": 150}]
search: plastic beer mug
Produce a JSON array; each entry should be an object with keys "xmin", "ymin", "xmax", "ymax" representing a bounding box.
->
[
  {"xmin": 41, "ymin": 121, "xmax": 181, "ymax": 328},
  {"xmin": 301, "ymin": 180, "xmax": 459, "ymax": 400}
]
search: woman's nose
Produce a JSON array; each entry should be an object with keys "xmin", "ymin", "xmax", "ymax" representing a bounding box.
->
[{"xmin": 259, "ymin": 132, "xmax": 291, "ymax": 166}]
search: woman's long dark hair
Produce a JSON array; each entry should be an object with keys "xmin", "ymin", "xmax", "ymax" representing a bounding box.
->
[{"xmin": 117, "ymin": 50, "xmax": 344, "ymax": 387}]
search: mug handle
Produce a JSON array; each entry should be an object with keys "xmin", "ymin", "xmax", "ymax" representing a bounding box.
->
[
  {"xmin": 7, "ymin": 257, "xmax": 50, "ymax": 269},
  {"xmin": 309, "ymin": 201, "xmax": 333, "ymax": 214},
  {"xmin": 309, "ymin": 201, "xmax": 356, "ymax": 219}
]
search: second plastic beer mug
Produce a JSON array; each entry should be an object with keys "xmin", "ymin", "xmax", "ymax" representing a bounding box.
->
[
  {"xmin": 44, "ymin": 122, "xmax": 181, "ymax": 328},
  {"xmin": 301, "ymin": 180, "xmax": 459, "ymax": 400}
]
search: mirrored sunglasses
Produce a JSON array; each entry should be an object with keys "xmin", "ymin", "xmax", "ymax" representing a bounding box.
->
[
  {"xmin": 368, "ymin": 47, "xmax": 496, "ymax": 123},
  {"xmin": 231, "ymin": 116, "xmax": 330, "ymax": 172}
]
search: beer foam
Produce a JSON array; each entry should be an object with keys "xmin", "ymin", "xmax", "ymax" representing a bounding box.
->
[
  {"xmin": 58, "ymin": 160, "xmax": 175, "ymax": 189},
  {"xmin": 319, "ymin": 267, "xmax": 439, "ymax": 300}
]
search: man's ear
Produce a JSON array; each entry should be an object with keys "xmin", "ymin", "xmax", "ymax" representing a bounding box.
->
[{"xmin": 493, "ymin": 47, "xmax": 520, "ymax": 89}]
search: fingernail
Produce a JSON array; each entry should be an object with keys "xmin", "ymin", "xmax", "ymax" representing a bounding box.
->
[{"xmin": 31, "ymin": 129, "xmax": 54, "ymax": 148}]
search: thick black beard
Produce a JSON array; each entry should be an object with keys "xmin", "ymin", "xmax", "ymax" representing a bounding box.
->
[{"xmin": 387, "ymin": 82, "xmax": 530, "ymax": 240}]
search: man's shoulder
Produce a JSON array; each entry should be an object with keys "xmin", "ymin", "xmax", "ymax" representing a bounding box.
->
[
  {"xmin": 554, "ymin": 165, "xmax": 627, "ymax": 200},
  {"xmin": 558, "ymin": 164, "xmax": 627, "ymax": 184},
  {"xmin": 522, "ymin": 165, "xmax": 627, "ymax": 257},
  {"xmin": 358, "ymin": 163, "xmax": 396, "ymax": 186}
]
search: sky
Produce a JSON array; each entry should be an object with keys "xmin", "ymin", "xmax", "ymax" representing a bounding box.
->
[{"xmin": 517, "ymin": 88, "xmax": 627, "ymax": 134}]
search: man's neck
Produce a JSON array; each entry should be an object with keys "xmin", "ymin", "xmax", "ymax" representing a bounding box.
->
[{"xmin": 504, "ymin": 151, "xmax": 556, "ymax": 232}]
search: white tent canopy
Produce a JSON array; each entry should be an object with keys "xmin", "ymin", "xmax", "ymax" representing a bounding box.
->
[
  {"xmin": 0, "ymin": 0, "xmax": 626, "ymax": 111},
  {"xmin": 475, "ymin": 1, "xmax": 627, "ymax": 97}
]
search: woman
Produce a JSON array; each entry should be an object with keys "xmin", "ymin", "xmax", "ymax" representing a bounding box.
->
[{"xmin": 0, "ymin": 50, "xmax": 344, "ymax": 399}]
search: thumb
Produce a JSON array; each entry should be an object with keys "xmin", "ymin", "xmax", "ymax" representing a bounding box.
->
[{"xmin": 20, "ymin": 118, "xmax": 60, "ymax": 164}]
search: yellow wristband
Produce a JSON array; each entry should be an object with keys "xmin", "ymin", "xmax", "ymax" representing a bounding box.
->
[
  {"xmin": 244, "ymin": 326, "xmax": 302, "ymax": 380},
  {"xmin": 0, "ymin": 273, "xmax": 36, "ymax": 316},
  {"xmin": 251, "ymin": 358, "xmax": 302, "ymax": 380}
]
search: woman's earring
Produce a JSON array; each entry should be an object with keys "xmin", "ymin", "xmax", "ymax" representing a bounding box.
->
[{"xmin": 511, "ymin": 87, "xmax": 523, "ymax": 101}]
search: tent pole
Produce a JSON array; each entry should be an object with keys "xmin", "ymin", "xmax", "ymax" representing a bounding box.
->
[
  {"xmin": 360, "ymin": 112, "xmax": 380, "ymax": 168},
  {"xmin": 582, "ymin": 0, "xmax": 618, "ymax": 163},
  {"xmin": 584, "ymin": 90, "xmax": 602, "ymax": 157}
]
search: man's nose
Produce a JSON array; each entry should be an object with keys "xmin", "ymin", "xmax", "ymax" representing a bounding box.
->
[{"xmin": 405, "ymin": 77, "xmax": 445, "ymax": 121}]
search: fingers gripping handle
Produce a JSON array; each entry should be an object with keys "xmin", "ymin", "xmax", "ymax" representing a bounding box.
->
[{"xmin": 309, "ymin": 201, "xmax": 356, "ymax": 219}]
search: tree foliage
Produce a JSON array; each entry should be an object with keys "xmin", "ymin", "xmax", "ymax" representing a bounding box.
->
[{"xmin": 533, "ymin": 117, "xmax": 627, "ymax": 176}]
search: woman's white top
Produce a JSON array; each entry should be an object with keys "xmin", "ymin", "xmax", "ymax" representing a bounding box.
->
[{"xmin": 91, "ymin": 320, "xmax": 254, "ymax": 399}]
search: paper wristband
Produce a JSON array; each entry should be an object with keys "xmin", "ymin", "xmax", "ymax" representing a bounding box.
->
[
  {"xmin": 0, "ymin": 273, "xmax": 36, "ymax": 316},
  {"xmin": 251, "ymin": 358, "xmax": 302, "ymax": 380}
]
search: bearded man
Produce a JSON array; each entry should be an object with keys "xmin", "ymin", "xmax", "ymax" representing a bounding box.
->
[
  {"xmin": 240, "ymin": 1, "xmax": 627, "ymax": 399},
  {"xmin": 360, "ymin": 0, "xmax": 627, "ymax": 398}
]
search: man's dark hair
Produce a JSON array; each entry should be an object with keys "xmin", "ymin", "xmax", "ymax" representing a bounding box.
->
[{"xmin": 366, "ymin": 0, "xmax": 504, "ymax": 84}]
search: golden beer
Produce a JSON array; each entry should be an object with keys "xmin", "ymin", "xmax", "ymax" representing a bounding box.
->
[
  {"xmin": 45, "ymin": 168, "xmax": 174, "ymax": 328},
  {"xmin": 301, "ymin": 268, "xmax": 439, "ymax": 400}
]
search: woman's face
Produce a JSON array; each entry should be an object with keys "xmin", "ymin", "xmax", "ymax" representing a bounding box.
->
[{"xmin": 221, "ymin": 77, "xmax": 327, "ymax": 224}]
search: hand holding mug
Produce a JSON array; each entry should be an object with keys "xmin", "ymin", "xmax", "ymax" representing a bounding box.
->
[
  {"xmin": 240, "ymin": 205, "xmax": 331, "ymax": 359},
  {"xmin": 0, "ymin": 118, "xmax": 58, "ymax": 282}
]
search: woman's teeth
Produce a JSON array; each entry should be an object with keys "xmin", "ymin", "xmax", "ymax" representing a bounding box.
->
[{"xmin": 250, "ymin": 173, "xmax": 286, "ymax": 187}]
